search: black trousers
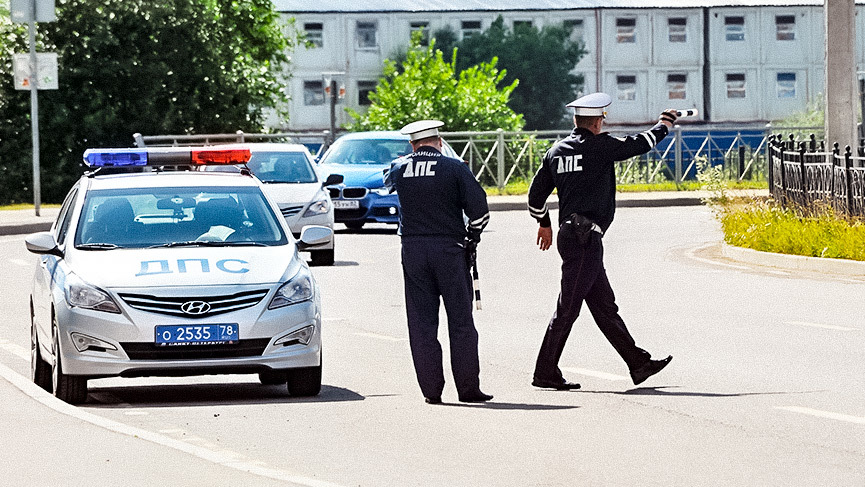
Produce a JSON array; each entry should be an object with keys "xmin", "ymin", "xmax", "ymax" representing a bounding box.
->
[
  {"xmin": 533, "ymin": 229, "xmax": 650, "ymax": 382},
  {"xmin": 401, "ymin": 237, "xmax": 481, "ymax": 398}
]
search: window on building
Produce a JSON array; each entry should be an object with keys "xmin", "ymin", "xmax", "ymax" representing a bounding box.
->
[
  {"xmin": 563, "ymin": 19, "xmax": 584, "ymax": 43},
  {"xmin": 668, "ymin": 17, "xmax": 687, "ymax": 43},
  {"xmin": 461, "ymin": 20, "xmax": 482, "ymax": 39},
  {"xmin": 616, "ymin": 75, "xmax": 637, "ymax": 101},
  {"xmin": 410, "ymin": 21, "xmax": 430, "ymax": 46},
  {"xmin": 725, "ymin": 73, "xmax": 746, "ymax": 99},
  {"xmin": 358, "ymin": 81, "xmax": 377, "ymax": 106},
  {"xmin": 513, "ymin": 20, "xmax": 533, "ymax": 32},
  {"xmin": 667, "ymin": 74, "xmax": 687, "ymax": 100},
  {"xmin": 776, "ymin": 15, "xmax": 795, "ymax": 41},
  {"xmin": 356, "ymin": 21, "xmax": 378, "ymax": 49},
  {"xmin": 616, "ymin": 18, "xmax": 636, "ymax": 43},
  {"xmin": 777, "ymin": 72, "xmax": 796, "ymax": 98},
  {"xmin": 725, "ymin": 16, "xmax": 745, "ymax": 41},
  {"xmin": 304, "ymin": 23, "xmax": 323, "ymax": 48},
  {"xmin": 303, "ymin": 80, "xmax": 324, "ymax": 106}
]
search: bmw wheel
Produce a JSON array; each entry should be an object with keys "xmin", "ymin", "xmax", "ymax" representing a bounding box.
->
[
  {"xmin": 344, "ymin": 221, "xmax": 364, "ymax": 230},
  {"xmin": 51, "ymin": 317, "xmax": 88, "ymax": 404},
  {"xmin": 30, "ymin": 303, "xmax": 52, "ymax": 392}
]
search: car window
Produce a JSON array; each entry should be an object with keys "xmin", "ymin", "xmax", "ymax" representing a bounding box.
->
[
  {"xmin": 74, "ymin": 186, "xmax": 288, "ymax": 248},
  {"xmin": 319, "ymin": 139, "xmax": 412, "ymax": 165},
  {"xmin": 248, "ymin": 152, "xmax": 318, "ymax": 184},
  {"xmin": 54, "ymin": 187, "xmax": 79, "ymax": 246}
]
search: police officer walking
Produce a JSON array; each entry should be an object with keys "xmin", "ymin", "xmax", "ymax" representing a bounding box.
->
[
  {"xmin": 385, "ymin": 120, "xmax": 493, "ymax": 404},
  {"xmin": 528, "ymin": 93, "xmax": 677, "ymax": 390}
]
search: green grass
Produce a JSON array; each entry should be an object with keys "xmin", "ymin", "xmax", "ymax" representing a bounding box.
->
[
  {"xmin": 0, "ymin": 203, "xmax": 61, "ymax": 211},
  {"xmin": 717, "ymin": 200, "xmax": 865, "ymax": 261}
]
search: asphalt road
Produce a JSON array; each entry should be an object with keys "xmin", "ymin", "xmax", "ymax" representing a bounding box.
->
[{"xmin": 1, "ymin": 206, "xmax": 863, "ymax": 486}]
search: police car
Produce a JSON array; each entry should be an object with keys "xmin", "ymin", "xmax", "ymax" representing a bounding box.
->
[
  {"xmin": 25, "ymin": 147, "xmax": 330, "ymax": 404},
  {"xmin": 317, "ymin": 131, "xmax": 462, "ymax": 229}
]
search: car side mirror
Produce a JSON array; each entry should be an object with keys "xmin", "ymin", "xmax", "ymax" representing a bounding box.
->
[
  {"xmin": 322, "ymin": 173, "xmax": 343, "ymax": 187},
  {"xmin": 297, "ymin": 225, "xmax": 334, "ymax": 250},
  {"xmin": 25, "ymin": 232, "xmax": 64, "ymax": 258}
]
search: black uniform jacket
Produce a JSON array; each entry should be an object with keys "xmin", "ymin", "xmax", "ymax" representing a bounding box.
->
[
  {"xmin": 385, "ymin": 145, "xmax": 490, "ymax": 240},
  {"xmin": 528, "ymin": 123, "xmax": 669, "ymax": 233}
]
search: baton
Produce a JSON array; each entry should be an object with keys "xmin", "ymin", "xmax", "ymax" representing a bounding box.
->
[
  {"xmin": 468, "ymin": 245, "xmax": 482, "ymax": 311},
  {"xmin": 675, "ymin": 109, "xmax": 699, "ymax": 118}
]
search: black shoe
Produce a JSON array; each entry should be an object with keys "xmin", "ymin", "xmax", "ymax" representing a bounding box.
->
[
  {"xmin": 425, "ymin": 396, "xmax": 442, "ymax": 405},
  {"xmin": 458, "ymin": 391, "xmax": 493, "ymax": 403},
  {"xmin": 532, "ymin": 378, "xmax": 581, "ymax": 390},
  {"xmin": 630, "ymin": 355, "xmax": 672, "ymax": 385}
]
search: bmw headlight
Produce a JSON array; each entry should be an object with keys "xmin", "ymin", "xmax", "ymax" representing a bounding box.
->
[
  {"xmin": 64, "ymin": 272, "xmax": 121, "ymax": 314},
  {"xmin": 269, "ymin": 267, "xmax": 314, "ymax": 309},
  {"xmin": 302, "ymin": 199, "xmax": 330, "ymax": 217},
  {"xmin": 370, "ymin": 187, "xmax": 391, "ymax": 196}
]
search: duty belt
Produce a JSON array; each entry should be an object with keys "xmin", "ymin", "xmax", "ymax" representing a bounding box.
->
[{"xmin": 564, "ymin": 213, "xmax": 604, "ymax": 236}]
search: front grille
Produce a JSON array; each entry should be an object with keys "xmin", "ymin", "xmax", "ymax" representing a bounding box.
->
[
  {"xmin": 119, "ymin": 289, "xmax": 269, "ymax": 318},
  {"xmin": 281, "ymin": 205, "xmax": 304, "ymax": 218},
  {"xmin": 121, "ymin": 338, "xmax": 270, "ymax": 360},
  {"xmin": 342, "ymin": 187, "xmax": 368, "ymax": 199},
  {"xmin": 328, "ymin": 187, "xmax": 340, "ymax": 198}
]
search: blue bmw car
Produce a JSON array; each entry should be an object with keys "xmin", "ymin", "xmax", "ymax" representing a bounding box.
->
[{"xmin": 317, "ymin": 131, "xmax": 460, "ymax": 229}]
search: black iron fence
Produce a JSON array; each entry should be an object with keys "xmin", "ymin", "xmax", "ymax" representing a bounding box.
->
[{"xmin": 768, "ymin": 134, "xmax": 865, "ymax": 217}]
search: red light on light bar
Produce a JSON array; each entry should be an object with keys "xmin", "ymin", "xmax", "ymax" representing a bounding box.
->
[{"xmin": 190, "ymin": 149, "xmax": 252, "ymax": 165}]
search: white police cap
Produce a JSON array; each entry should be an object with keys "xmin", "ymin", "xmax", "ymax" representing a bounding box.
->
[
  {"xmin": 400, "ymin": 120, "xmax": 444, "ymax": 141},
  {"xmin": 565, "ymin": 92, "xmax": 612, "ymax": 117}
]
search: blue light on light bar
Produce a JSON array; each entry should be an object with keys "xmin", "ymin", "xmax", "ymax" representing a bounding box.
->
[{"xmin": 83, "ymin": 149, "xmax": 149, "ymax": 167}]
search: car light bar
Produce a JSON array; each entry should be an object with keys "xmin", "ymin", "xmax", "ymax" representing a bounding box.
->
[{"xmin": 82, "ymin": 147, "xmax": 252, "ymax": 167}]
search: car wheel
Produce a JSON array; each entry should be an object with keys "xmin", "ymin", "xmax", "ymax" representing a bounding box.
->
[
  {"xmin": 286, "ymin": 364, "xmax": 322, "ymax": 397},
  {"xmin": 344, "ymin": 221, "xmax": 364, "ymax": 230},
  {"xmin": 51, "ymin": 318, "xmax": 88, "ymax": 404},
  {"xmin": 258, "ymin": 371, "xmax": 287, "ymax": 385},
  {"xmin": 30, "ymin": 306, "xmax": 52, "ymax": 392},
  {"xmin": 310, "ymin": 248, "xmax": 335, "ymax": 266}
]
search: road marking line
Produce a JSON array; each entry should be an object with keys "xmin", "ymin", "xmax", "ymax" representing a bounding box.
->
[
  {"xmin": 784, "ymin": 320, "xmax": 858, "ymax": 332},
  {"xmin": 776, "ymin": 406, "xmax": 865, "ymax": 425},
  {"xmin": 686, "ymin": 244, "xmax": 749, "ymax": 270},
  {"xmin": 353, "ymin": 331, "xmax": 406, "ymax": 342},
  {"xmin": 0, "ymin": 342, "xmax": 30, "ymax": 361},
  {"xmin": 0, "ymin": 360, "xmax": 347, "ymax": 487},
  {"xmin": 561, "ymin": 367, "xmax": 629, "ymax": 381}
]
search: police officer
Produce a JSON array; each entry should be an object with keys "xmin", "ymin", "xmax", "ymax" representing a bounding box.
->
[
  {"xmin": 528, "ymin": 93, "xmax": 676, "ymax": 390},
  {"xmin": 385, "ymin": 120, "xmax": 493, "ymax": 404}
]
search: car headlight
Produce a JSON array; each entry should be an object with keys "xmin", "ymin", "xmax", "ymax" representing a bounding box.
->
[
  {"xmin": 370, "ymin": 187, "xmax": 391, "ymax": 196},
  {"xmin": 269, "ymin": 267, "xmax": 314, "ymax": 309},
  {"xmin": 274, "ymin": 325, "xmax": 315, "ymax": 346},
  {"xmin": 302, "ymin": 199, "xmax": 330, "ymax": 217},
  {"xmin": 64, "ymin": 273, "xmax": 121, "ymax": 314}
]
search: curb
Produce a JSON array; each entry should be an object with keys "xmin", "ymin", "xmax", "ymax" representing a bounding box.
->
[
  {"xmin": 486, "ymin": 196, "xmax": 704, "ymax": 212},
  {"xmin": 721, "ymin": 243, "xmax": 865, "ymax": 277},
  {"xmin": 0, "ymin": 222, "xmax": 52, "ymax": 236}
]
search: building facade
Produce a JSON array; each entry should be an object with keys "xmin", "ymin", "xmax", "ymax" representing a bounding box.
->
[{"xmin": 271, "ymin": 0, "xmax": 865, "ymax": 130}]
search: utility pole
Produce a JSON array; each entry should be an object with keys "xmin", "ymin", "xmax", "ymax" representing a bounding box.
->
[{"xmin": 824, "ymin": 0, "xmax": 858, "ymax": 151}]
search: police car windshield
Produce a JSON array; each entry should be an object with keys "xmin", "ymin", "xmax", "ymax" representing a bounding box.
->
[
  {"xmin": 247, "ymin": 151, "xmax": 318, "ymax": 184},
  {"xmin": 319, "ymin": 139, "xmax": 411, "ymax": 165},
  {"xmin": 74, "ymin": 186, "xmax": 289, "ymax": 249}
]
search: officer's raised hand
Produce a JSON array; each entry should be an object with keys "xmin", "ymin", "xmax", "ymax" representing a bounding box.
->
[
  {"xmin": 659, "ymin": 109, "xmax": 678, "ymax": 128},
  {"xmin": 536, "ymin": 225, "xmax": 552, "ymax": 251}
]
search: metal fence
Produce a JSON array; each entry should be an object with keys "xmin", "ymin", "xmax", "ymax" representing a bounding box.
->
[
  {"xmin": 441, "ymin": 124, "xmax": 813, "ymax": 190},
  {"xmin": 768, "ymin": 134, "xmax": 865, "ymax": 217}
]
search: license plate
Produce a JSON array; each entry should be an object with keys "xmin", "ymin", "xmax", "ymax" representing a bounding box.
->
[
  {"xmin": 155, "ymin": 324, "xmax": 239, "ymax": 347},
  {"xmin": 333, "ymin": 200, "xmax": 360, "ymax": 210}
]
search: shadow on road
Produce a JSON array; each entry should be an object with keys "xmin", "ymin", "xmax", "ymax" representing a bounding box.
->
[
  {"xmin": 588, "ymin": 386, "xmax": 825, "ymax": 397},
  {"xmin": 439, "ymin": 401, "xmax": 578, "ymax": 411},
  {"xmin": 335, "ymin": 227, "xmax": 398, "ymax": 235},
  {"xmin": 83, "ymin": 383, "xmax": 365, "ymax": 408}
]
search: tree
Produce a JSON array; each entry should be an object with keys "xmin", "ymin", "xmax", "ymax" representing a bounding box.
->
[
  {"xmin": 0, "ymin": 0, "xmax": 300, "ymax": 204},
  {"xmin": 443, "ymin": 16, "xmax": 586, "ymax": 131},
  {"xmin": 346, "ymin": 34, "xmax": 523, "ymax": 133}
]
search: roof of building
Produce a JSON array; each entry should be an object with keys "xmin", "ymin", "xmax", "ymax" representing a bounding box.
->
[{"xmin": 274, "ymin": 0, "xmax": 864, "ymax": 14}]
